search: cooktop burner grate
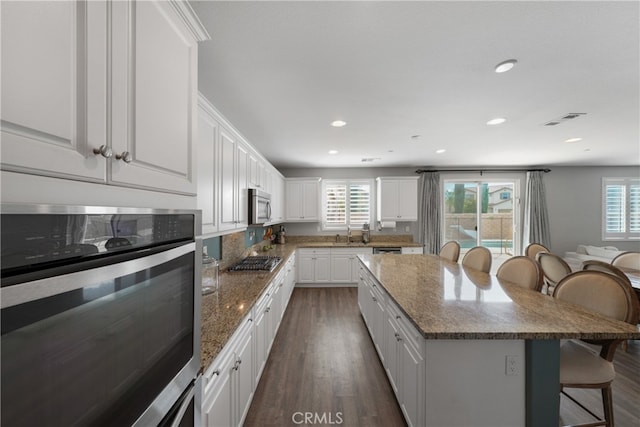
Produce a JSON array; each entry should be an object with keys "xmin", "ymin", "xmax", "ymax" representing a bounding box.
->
[{"xmin": 228, "ymin": 256, "xmax": 282, "ymax": 272}]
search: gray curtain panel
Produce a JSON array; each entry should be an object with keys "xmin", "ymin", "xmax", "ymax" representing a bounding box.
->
[
  {"xmin": 523, "ymin": 171, "xmax": 551, "ymax": 251},
  {"xmin": 418, "ymin": 171, "xmax": 441, "ymax": 254}
]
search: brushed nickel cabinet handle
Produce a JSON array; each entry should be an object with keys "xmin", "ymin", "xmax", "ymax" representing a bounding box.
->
[
  {"xmin": 115, "ymin": 151, "xmax": 132, "ymax": 163},
  {"xmin": 92, "ymin": 145, "xmax": 112, "ymax": 158}
]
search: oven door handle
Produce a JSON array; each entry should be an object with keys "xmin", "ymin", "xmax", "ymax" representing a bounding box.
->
[
  {"xmin": 1, "ymin": 242, "xmax": 196, "ymax": 309},
  {"xmin": 170, "ymin": 383, "xmax": 195, "ymax": 427}
]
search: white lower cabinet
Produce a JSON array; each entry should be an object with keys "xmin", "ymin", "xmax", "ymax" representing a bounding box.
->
[
  {"xmin": 203, "ymin": 315, "xmax": 253, "ymax": 427},
  {"xmin": 358, "ymin": 259, "xmax": 425, "ymax": 427},
  {"xmin": 331, "ymin": 247, "xmax": 372, "ymax": 283},
  {"xmin": 401, "ymin": 247, "xmax": 423, "ymax": 254},
  {"xmin": 361, "ymin": 268, "xmax": 386, "ymax": 361},
  {"xmin": 386, "ymin": 301, "xmax": 425, "ymax": 427},
  {"xmin": 297, "ymin": 248, "xmax": 331, "ymax": 283},
  {"xmin": 299, "ymin": 248, "xmax": 372, "ymax": 285},
  {"xmin": 282, "ymin": 255, "xmax": 296, "ymax": 307},
  {"xmin": 203, "ymin": 347, "xmax": 233, "ymax": 427},
  {"xmin": 203, "ymin": 254, "xmax": 295, "ymax": 427},
  {"xmin": 253, "ymin": 285, "xmax": 273, "ymax": 386}
]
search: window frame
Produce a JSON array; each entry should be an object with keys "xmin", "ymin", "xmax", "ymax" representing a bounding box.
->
[
  {"xmin": 601, "ymin": 177, "xmax": 640, "ymax": 241},
  {"xmin": 321, "ymin": 179, "xmax": 374, "ymax": 231}
]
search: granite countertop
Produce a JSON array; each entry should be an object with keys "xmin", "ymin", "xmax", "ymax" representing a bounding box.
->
[
  {"xmin": 200, "ymin": 244, "xmax": 296, "ymax": 371},
  {"xmin": 289, "ymin": 235, "xmax": 422, "ymax": 248},
  {"xmin": 359, "ymin": 254, "xmax": 640, "ymax": 340},
  {"xmin": 200, "ymin": 239, "xmax": 423, "ymax": 371}
]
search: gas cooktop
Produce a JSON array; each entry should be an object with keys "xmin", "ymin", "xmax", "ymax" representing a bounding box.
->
[{"xmin": 228, "ymin": 256, "xmax": 282, "ymax": 272}]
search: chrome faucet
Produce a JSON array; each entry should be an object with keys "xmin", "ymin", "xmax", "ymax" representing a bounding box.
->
[{"xmin": 347, "ymin": 226, "xmax": 352, "ymax": 244}]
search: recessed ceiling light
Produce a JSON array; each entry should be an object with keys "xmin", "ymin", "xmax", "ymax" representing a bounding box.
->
[
  {"xmin": 565, "ymin": 137, "xmax": 583, "ymax": 143},
  {"xmin": 486, "ymin": 117, "xmax": 506, "ymax": 126},
  {"xmin": 328, "ymin": 150, "xmax": 338, "ymax": 155},
  {"xmin": 435, "ymin": 149, "xmax": 446, "ymax": 154},
  {"xmin": 331, "ymin": 120, "xmax": 347, "ymax": 127},
  {"xmin": 495, "ymin": 59, "xmax": 518, "ymax": 73}
]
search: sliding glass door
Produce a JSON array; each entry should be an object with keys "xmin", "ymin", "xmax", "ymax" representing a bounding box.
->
[{"xmin": 443, "ymin": 180, "xmax": 517, "ymax": 267}]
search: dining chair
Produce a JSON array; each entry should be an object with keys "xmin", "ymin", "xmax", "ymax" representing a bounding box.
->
[
  {"xmin": 524, "ymin": 242, "xmax": 549, "ymax": 260},
  {"xmin": 583, "ymin": 260, "xmax": 640, "ymax": 352},
  {"xmin": 553, "ymin": 270, "xmax": 640, "ymax": 427},
  {"xmin": 439, "ymin": 241, "xmax": 461, "ymax": 263},
  {"xmin": 582, "ymin": 260, "xmax": 632, "ymax": 284},
  {"xmin": 461, "ymin": 246, "xmax": 492, "ymax": 273},
  {"xmin": 496, "ymin": 256, "xmax": 541, "ymax": 291},
  {"xmin": 537, "ymin": 252, "xmax": 572, "ymax": 295},
  {"xmin": 611, "ymin": 251, "xmax": 640, "ymax": 270}
]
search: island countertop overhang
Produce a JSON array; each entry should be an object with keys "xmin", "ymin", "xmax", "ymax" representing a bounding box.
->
[{"xmin": 358, "ymin": 254, "xmax": 640, "ymax": 340}]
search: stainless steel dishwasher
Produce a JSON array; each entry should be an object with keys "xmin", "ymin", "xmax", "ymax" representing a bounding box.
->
[{"xmin": 373, "ymin": 247, "xmax": 402, "ymax": 254}]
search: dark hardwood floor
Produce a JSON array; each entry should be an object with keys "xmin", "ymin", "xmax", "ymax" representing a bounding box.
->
[
  {"xmin": 245, "ymin": 287, "xmax": 639, "ymax": 427},
  {"xmin": 244, "ymin": 287, "xmax": 406, "ymax": 427}
]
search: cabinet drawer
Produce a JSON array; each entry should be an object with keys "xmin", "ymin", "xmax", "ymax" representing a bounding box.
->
[
  {"xmin": 386, "ymin": 299, "xmax": 422, "ymax": 355},
  {"xmin": 298, "ymin": 248, "xmax": 330, "ymax": 256}
]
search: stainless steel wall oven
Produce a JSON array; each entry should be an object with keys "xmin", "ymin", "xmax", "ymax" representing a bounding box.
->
[{"xmin": 1, "ymin": 204, "xmax": 202, "ymax": 427}]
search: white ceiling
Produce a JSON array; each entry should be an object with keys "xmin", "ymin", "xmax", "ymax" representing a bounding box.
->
[{"xmin": 192, "ymin": 1, "xmax": 640, "ymax": 169}]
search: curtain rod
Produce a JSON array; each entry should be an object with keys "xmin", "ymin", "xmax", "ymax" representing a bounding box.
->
[{"xmin": 415, "ymin": 168, "xmax": 551, "ymax": 175}]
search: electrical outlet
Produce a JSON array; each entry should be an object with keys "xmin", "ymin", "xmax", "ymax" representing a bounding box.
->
[
  {"xmin": 405, "ymin": 226, "xmax": 410, "ymax": 232},
  {"xmin": 203, "ymin": 246, "xmax": 208, "ymax": 256},
  {"xmin": 505, "ymin": 355, "xmax": 519, "ymax": 376}
]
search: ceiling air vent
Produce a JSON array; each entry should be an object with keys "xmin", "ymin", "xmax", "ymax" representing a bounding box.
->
[{"xmin": 544, "ymin": 113, "xmax": 586, "ymax": 126}]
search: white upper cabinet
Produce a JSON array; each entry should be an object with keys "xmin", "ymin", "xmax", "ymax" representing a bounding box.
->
[
  {"xmin": 1, "ymin": 0, "xmax": 209, "ymax": 196},
  {"xmin": 110, "ymin": 0, "xmax": 205, "ymax": 194},
  {"xmin": 249, "ymin": 153, "xmax": 267, "ymax": 190},
  {"xmin": 197, "ymin": 94, "xmax": 284, "ymax": 235},
  {"xmin": 218, "ymin": 124, "xmax": 249, "ymax": 232},
  {"xmin": 269, "ymin": 170, "xmax": 285, "ymax": 224},
  {"xmin": 1, "ymin": 0, "xmax": 108, "ymax": 181},
  {"xmin": 285, "ymin": 178, "xmax": 321, "ymax": 221},
  {"xmin": 197, "ymin": 99, "xmax": 220, "ymax": 235},
  {"xmin": 377, "ymin": 177, "xmax": 419, "ymax": 221}
]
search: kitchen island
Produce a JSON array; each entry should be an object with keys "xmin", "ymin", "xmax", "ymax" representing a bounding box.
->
[{"xmin": 357, "ymin": 254, "xmax": 640, "ymax": 427}]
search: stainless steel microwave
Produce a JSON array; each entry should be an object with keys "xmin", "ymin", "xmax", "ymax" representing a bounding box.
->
[{"xmin": 249, "ymin": 188, "xmax": 271, "ymax": 225}]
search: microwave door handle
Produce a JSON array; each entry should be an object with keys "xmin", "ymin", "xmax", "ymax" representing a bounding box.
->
[{"xmin": 266, "ymin": 201, "xmax": 272, "ymax": 221}]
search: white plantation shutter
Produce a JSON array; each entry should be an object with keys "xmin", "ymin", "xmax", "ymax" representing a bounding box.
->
[
  {"xmin": 603, "ymin": 178, "xmax": 640, "ymax": 240},
  {"xmin": 605, "ymin": 184, "xmax": 625, "ymax": 233},
  {"xmin": 326, "ymin": 182, "xmax": 347, "ymax": 225},
  {"xmin": 323, "ymin": 180, "xmax": 372, "ymax": 229},
  {"xmin": 349, "ymin": 182, "xmax": 371, "ymax": 226},
  {"xmin": 631, "ymin": 183, "xmax": 640, "ymax": 233}
]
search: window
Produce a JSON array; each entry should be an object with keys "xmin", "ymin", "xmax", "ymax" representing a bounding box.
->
[
  {"xmin": 500, "ymin": 191, "xmax": 510, "ymax": 200},
  {"xmin": 602, "ymin": 177, "xmax": 640, "ymax": 240},
  {"xmin": 323, "ymin": 179, "xmax": 372, "ymax": 229}
]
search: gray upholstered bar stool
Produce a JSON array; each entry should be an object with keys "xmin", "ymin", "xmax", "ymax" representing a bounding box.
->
[
  {"xmin": 496, "ymin": 256, "xmax": 541, "ymax": 291},
  {"xmin": 537, "ymin": 252, "xmax": 572, "ymax": 295},
  {"xmin": 461, "ymin": 246, "xmax": 492, "ymax": 273},
  {"xmin": 524, "ymin": 242, "xmax": 549, "ymax": 260},
  {"xmin": 439, "ymin": 241, "xmax": 461, "ymax": 262},
  {"xmin": 612, "ymin": 251, "xmax": 640, "ymax": 270},
  {"xmin": 553, "ymin": 270, "xmax": 639, "ymax": 427}
]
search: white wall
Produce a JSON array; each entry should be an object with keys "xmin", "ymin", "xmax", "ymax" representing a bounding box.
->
[{"xmin": 545, "ymin": 166, "xmax": 640, "ymax": 255}]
